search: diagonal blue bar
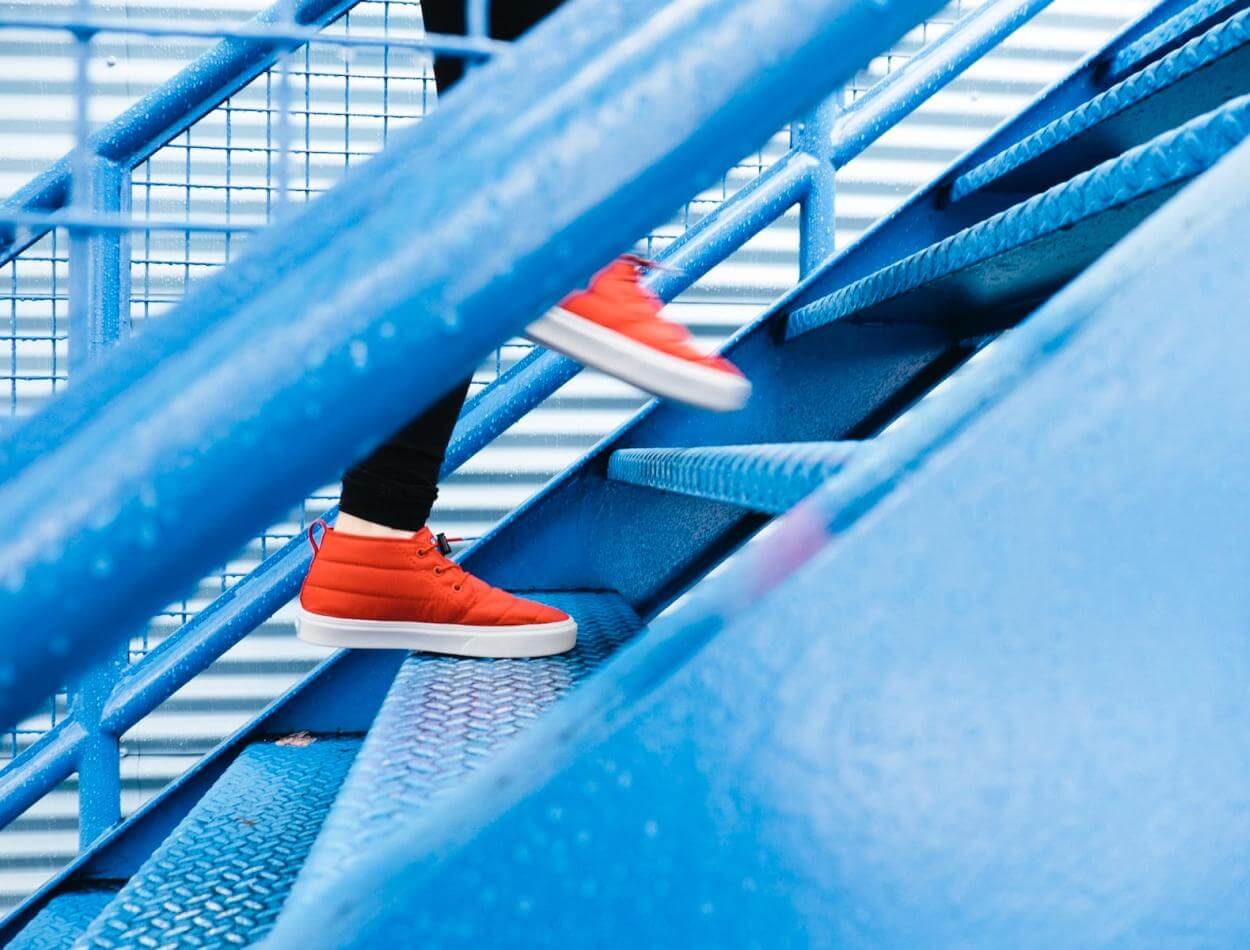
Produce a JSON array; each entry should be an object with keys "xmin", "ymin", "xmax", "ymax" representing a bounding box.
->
[{"xmin": 0, "ymin": 0, "xmax": 945, "ymax": 731}]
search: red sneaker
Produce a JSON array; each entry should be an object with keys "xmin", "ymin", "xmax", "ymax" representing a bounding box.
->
[
  {"xmin": 526, "ymin": 255, "xmax": 751, "ymax": 411},
  {"xmin": 297, "ymin": 524, "xmax": 576, "ymax": 658}
]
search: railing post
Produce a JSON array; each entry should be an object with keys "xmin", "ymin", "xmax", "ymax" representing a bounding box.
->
[
  {"xmin": 794, "ymin": 92, "xmax": 839, "ymax": 277},
  {"xmin": 67, "ymin": 152, "xmax": 131, "ymax": 847}
]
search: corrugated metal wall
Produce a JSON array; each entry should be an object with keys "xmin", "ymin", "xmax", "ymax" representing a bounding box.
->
[{"xmin": 0, "ymin": 0, "xmax": 1149, "ymax": 913}]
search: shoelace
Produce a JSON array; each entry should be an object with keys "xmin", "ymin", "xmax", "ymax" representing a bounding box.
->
[{"xmin": 416, "ymin": 532, "xmax": 469, "ymax": 591}]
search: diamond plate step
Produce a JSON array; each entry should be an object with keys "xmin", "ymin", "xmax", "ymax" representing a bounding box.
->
[
  {"xmin": 7, "ymin": 888, "xmax": 119, "ymax": 949},
  {"xmin": 1108, "ymin": 0, "xmax": 1250, "ymax": 80},
  {"xmin": 279, "ymin": 592, "xmax": 645, "ymax": 918},
  {"xmin": 74, "ymin": 738, "xmax": 360, "ymax": 949},
  {"xmin": 786, "ymin": 93, "xmax": 1250, "ymax": 340},
  {"xmin": 608, "ymin": 442, "xmax": 857, "ymax": 514},
  {"xmin": 951, "ymin": 6, "xmax": 1250, "ymax": 201}
]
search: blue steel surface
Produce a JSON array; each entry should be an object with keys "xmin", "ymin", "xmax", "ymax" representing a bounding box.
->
[
  {"xmin": 951, "ymin": 5, "xmax": 1250, "ymax": 200},
  {"xmin": 1107, "ymin": 0, "xmax": 1250, "ymax": 78},
  {"xmin": 265, "ymin": 131, "xmax": 1250, "ymax": 950},
  {"xmin": 608, "ymin": 442, "xmax": 858, "ymax": 515},
  {"xmin": 0, "ymin": 0, "xmax": 945, "ymax": 732},
  {"xmin": 282, "ymin": 592, "xmax": 644, "ymax": 916},
  {"xmin": 787, "ymin": 92, "xmax": 1250, "ymax": 338},
  {"xmin": 76, "ymin": 738, "xmax": 359, "ymax": 949},
  {"xmin": 7, "ymin": 889, "xmax": 118, "ymax": 950}
]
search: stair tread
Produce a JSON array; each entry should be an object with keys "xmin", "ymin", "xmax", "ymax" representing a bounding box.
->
[
  {"xmin": 7, "ymin": 888, "xmax": 119, "ymax": 950},
  {"xmin": 1108, "ymin": 0, "xmax": 1249, "ymax": 78},
  {"xmin": 75, "ymin": 738, "xmax": 359, "ymax": 949},
  {"xmin": 951, "ymin": 6, "xmax": 1250, "ymax": 201},
  {"xmin": 787, "ymin": 93, "xmax": 1250, "ymax": 339},
  {"xmin": 608, "ymin": 442, "xmax": 858, "ymax": 515},
  {"xmin": 281, "ymin": 592, "xmax": 645, "ymax": 917}
]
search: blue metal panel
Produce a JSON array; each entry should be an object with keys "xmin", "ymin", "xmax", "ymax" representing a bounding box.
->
[
  {"xmin": 787, "ymin": 94, "xmax": 1250, "ymax": 339},
  {"xmin": 6, "ymin": 888, "xmax": 118, "ymax": 950},
  {"xmin": 78, "ymin": 738, "xmax": 358, "ymax": 948},
  {"xmin": 0, "ymin": 0, "xmax": 944, "ymax": 733},
  {"xmin": 608, "ymin": 442, "xmax": 857, "ymax": 514},
  {"xmin": 263, "ymin": 130, "xmax": 1250, "ymax": 950},
  {"xmin": 951, "ymin": 6, "xmax": 1250, "ymax": 201},
  {"xmin": 283, "ymin": 593, "xmax": 644, "ymax": 917}
]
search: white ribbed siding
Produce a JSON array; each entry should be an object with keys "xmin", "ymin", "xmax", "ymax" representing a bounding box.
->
[{"xmin": 0, "ymin": 0, "xmax": 1150, "ymax": 913}]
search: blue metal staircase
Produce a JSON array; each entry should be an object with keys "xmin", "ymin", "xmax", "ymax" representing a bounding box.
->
[{"xmin": 2, "ymin": 0, "xmax": 1249, "ymax": 944}]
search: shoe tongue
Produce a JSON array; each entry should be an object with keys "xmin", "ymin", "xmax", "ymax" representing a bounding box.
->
[{"xmin": 412, "ymin": 526, "xmax": 435, "ymax": 545}]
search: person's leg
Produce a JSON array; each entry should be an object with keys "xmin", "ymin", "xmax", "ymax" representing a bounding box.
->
[
  {"xmin": 304, "ymin": 0, "xmax": 579, "ymax": 659},
  {"xmin": 337, "ymin": 0, "xmax": 564, "ymax": 538}
]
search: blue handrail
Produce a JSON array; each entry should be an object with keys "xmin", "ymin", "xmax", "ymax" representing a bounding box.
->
[
  {"xmin": 0, "ymin": 0, "xmax": 1065, "ymax": 837},
  {"xmin": 0, "ymin": 0, "xmax": 954, "ymax": 731}
]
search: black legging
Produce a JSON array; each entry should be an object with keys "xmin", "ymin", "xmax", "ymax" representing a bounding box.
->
[{"xmin": 339, "ymin": 0, "xmax": 566, "ymax": 531}]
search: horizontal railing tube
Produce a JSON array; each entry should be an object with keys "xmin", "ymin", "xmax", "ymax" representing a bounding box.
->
[
  {"xmin": 828, "ymin": 0, "xmax": 1057, "ymax": 167},
  {"xmin": 0, "ymin": 0, "xmax": 944, "ymax": 731},
  {"xmin": 0, "ymin": 0, "xmax": 363, "ymax": 266}
]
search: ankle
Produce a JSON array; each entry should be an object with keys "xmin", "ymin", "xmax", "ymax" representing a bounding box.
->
[{"xmin": 334, "ymin": 512, "xmax": 419, "ymax": 539}]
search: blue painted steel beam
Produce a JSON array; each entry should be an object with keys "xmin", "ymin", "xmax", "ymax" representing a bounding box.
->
[
  {"xmin": 608, "ymin": 442, "xmax": 858, "ymax": 514},
  {"xmin": 0, "ymin": 0, "xmax": 945, "ymax": 732},
  {"xmin": 264, "ymin": 126, "xmax": 1250, "ymax": 950},
  {"xmin": 787, "ymin": 95, "xmax": 1250, "ymax": 339},
  {"xmin": 826, "ymin": 0, "xmax": 1056, "ymax": 168},
  {"xmin": 0, "ymin": 0, "xmax": 362, "ymax": 267}
]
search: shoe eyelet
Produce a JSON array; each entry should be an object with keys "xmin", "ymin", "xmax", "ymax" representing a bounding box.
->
[
  {"xmin": 453, "ymin": 583, "xmax": 463, "ymax": 592},
  {"xmin": 433, "ymin": 566, "xmax": 443, "ymax": 575},
  {"xmin": 417, "ymin": 549, "xmax": 427, "ymax": 558}
]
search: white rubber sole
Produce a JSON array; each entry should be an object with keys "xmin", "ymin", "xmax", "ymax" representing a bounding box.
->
[
  {"xmin": 526, "ymin": 306, "xmax": 750, "ymax": 412},
  {"xmin": 297, "ymin": 607, "xmax": 578, "ymax": 658}
]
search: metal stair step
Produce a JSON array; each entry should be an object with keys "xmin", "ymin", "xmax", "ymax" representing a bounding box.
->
[
  {"xmin": 607, "ymin": 442, "xmax": 858, "ymax": 515},
  {"xmin": 786, "ymin": 93, "xmax": 1250, "ymax": 340},
  {"xmin": 7, "ymin": 888, "xmax": 119, "ymax": 950},
  {"xmin": 951, "ymin": 6, "xmax": 1250, "ymax": 201},
  {"xmin": 73, "ymin": 737, "xmax": 360, "ymax": 949},
  {"xmin": 1107, "ymin": 0, "xmax": 1250, "ymax": 80},
  {"xmin": 280, "ymin": 592, "xmax": 646, "ymax": 919}
]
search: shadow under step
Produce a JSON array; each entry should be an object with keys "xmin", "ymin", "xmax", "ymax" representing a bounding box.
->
[
  {"xmin": 952, "ymin": 5, "xmax": 1250, "ymax": 201},
  {"xmin": 72, "ymin": 737, "xmax": 360, "ymax": 948},
  {"xmin": 279, "ymin": 592, "xmax": 646, "ymax": 919},
  {"xmin": 608, "ymin": 442, "xmax": 858, "ymax": 515},
  {"xmin": 786, "ymin": 93, "xmax": 1250, "ymax": 341}
]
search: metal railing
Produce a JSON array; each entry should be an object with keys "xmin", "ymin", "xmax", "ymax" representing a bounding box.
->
[{"xmin": 0, "ymin": 0, "xmax": 1080, "ymax": 908}]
